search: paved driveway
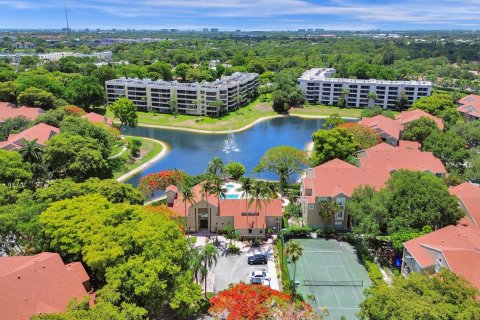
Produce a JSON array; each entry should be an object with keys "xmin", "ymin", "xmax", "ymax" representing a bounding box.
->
[{"xmin": 211, "ymin": 240, "xmax": 279, "ymax": 293}]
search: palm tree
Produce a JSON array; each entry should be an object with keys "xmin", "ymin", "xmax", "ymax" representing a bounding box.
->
[
  {"xmin": 261, "ymin": 182, "xmax": 278, "ymax": 231},
  {"xmin": 367, "ymin": 91, "xmax": 378, "ymax": 108},
  {"xmin": 200, "ymin": 178, "xmax": 213, "ymax": 231},
  {"xmin": 168, "ymin": 96, "xmax": 178, "ymax": 115},
  {"xmin": 338, "ymin": 88, "xmax": 350, "ymax": 107},
  {"xmin": 285, "ymin": 240, "xmax": 304, "ymax": 299},
  {"xmin": 187, "ymin": 242, "xmax": 202, "ymax": 283},
  {"xmin": 19, "ymin": 139, "xmax": 44, "ymax": 163},
  {"xmin": 207, "ymin": 156, "xmax": 224, "ymax": 177},
  {"xmin": 200, "ymin": 243, "xmax": 219, "ymax": 298},
  {"xmin": 210, "ymin": 176, "xmax": 227, "ymax": 219},
  {"xmin": 179, "ymin": 183, "xmax": 196, "ymax": 223},
  {"xmin": 249, "ymin": 180, "xmax": 267, "ymax": 237},
  {"xmin": 237, "ymin": 177, "xmax": 253, "ymax": 231}
]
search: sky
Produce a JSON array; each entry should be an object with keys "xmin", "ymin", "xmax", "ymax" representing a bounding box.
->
[{"xmin": 1, "ymin": 0, "xmax": 480, "ymax": 31}]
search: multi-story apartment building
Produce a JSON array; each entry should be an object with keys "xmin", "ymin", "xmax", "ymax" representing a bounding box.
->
[
  {"xmin": 105, "ymin": 72, "xmax": 259, "ymax": 117},
  {"xmin": 298, "ymin": 68, "xmax": 432, "ymax": 109}
]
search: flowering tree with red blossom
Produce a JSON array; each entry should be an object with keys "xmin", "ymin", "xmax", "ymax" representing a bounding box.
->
[
  {"xmin": 63, "ymin": 105, "xmax": 86, "ymax": 116},
  {"xmin": 209, "ymin": 282, "xmax": 321, "ymax": 320},
  {"xmin": 338, "ymin": 122, "xmax": 381, "ymax": 150},
  {"xmin": 138, "ymin": 169, "xmax": 186, "ymax": 196}
]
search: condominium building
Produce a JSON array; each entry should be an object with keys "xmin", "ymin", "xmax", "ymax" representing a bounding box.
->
[
  {"xmin": 298, "ymin": 68, "xmax": 432, "ymax": 109},
  {"xmin": 105, "ymin": 72, "xmax": 259, "ymax": 117}
]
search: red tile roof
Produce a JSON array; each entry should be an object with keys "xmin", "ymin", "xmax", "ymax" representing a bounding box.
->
[
  {"xmin": 449, "ymin": 183, "xmax": 480, "ymax": 227},
  {"xmin": 0, "ymin": 103, "xmax": 45, "ymax": 122},
  {"xmin": 396, "ymin": 109, "xmax": 444, "ymax": 130},
  {"xmin": 457, "ymin": 94, "xmax": 480, "ymax": 118},
  {"xmin": 404, "ymin": 224, "xmax": 480, "ymax": 290},
  {"xmin": 358, "ymin": 115, "xmax": 404, "ymax": 140},
  {"xmin": 360, "ymin": 143, "xmax": 446, "ymax": 175},
  {"xmin": 82, "ymin": 112, "xmax": 113, "ymax": 126},
  {"xmin": 305, "ymin": 159, "xmax": 389, "ymax": 199},
  {"xmin": 398, "ymin": 140, "xmax": 421, "ymax": 150},
  {"xmin": 304, "ymin": 143, "xmax": 446, "ymax": 200},
  {"xmin": 0, "ymin": 123, "xmax": 59, "ymax": 150},
  {"xmin": 0, "ymin": 252, "xmax": 92, "ymax": 320}
]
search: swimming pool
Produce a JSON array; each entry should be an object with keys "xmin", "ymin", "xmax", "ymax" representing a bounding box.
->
[
  {"xmin": 226, "ymin": 184, "xmax": 236, "ymax": 190},
  {"xmin": 222, "ymin": 194, "xmax": 240, "ymax": 199}
]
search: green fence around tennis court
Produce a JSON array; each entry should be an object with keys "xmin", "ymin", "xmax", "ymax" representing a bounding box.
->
[{"xmin": 286, "ymin": 238, "xmax": 372, "ymax": 320}]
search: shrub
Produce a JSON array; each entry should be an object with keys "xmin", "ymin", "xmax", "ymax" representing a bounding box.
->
[{"xmin": 227, "ymin": 243, "xmax": 240, "ymax": 255}]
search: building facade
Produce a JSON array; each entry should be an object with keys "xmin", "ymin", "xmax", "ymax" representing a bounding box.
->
[
  {"xmin": 105, "ymin": 72, "xmax": 259, "ymax": 117},
  {"xmin": 298, "ymin": 68, "xmax": 432, "ymax": 109}
]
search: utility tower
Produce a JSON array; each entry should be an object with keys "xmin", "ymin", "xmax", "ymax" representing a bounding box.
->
[{"xmin": 64, "ymin": 0, "xmax": 70, "ymax": 33}]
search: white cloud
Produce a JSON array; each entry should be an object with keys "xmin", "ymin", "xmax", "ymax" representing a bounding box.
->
[{"xmin": 1, "ymin": 0, "xmax": 480, "ymax": 29}]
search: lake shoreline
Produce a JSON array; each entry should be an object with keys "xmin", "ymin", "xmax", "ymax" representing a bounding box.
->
[
  {"xmin": 116, "ymin": 137, "xmax": 169, "ymax": 183},
  {"xmin": 127, "ymin": 114, "xmax": 360, "ymax": 134}
]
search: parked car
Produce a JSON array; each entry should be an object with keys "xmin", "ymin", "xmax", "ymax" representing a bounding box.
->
[
  {"xmin": 250, "ymin": 269, "xmax": 271, "ymax": 282},
  {"xmin": 248, "ymin": 254, "xmax": 268, "ymax": 265},
  {"xmin": 250, "ymin": 276, "xmax": 271, "ymax": 287}
]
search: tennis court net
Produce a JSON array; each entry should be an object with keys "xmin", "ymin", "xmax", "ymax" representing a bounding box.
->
[{"xmin": 303, "ymin": 280, "xmax": 363, "ymax": 287}]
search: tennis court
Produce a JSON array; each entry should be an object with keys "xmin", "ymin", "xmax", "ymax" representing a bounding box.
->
[{"xmin": 286, "ymin": 238, "xmax": 372, "ymax": 319}]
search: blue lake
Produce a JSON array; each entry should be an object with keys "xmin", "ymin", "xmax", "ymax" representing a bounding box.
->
[{"xmin": 122, "ymin": 116, "xmax": 330, "ymax": 186}]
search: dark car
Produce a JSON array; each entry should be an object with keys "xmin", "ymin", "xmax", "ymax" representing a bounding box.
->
[{"xmin": 248, "ymin": 254, "xmax": 267, "ymax": 265}]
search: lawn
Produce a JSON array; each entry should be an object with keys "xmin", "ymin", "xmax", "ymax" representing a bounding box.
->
[
  {"xmin": 113, "ymin": 136, "xmax": 164, "ymax": 179},
  {"xmin": 290, "ymin": 104, "xmax": 363, "ymax": 118},
  {"xmin": 106, "ymin": 97, "xmax": 278, "ymax": 132}
]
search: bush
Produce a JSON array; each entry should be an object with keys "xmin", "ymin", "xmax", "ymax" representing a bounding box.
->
[
  {"xmin": 283, "ymin": 203, "xmax": 302, "ymax": 220},
  {"xmin": 227, "ymin": 243, "xmax": 240, "ymax": 255},
  {"xmin": 281, "ymin": 225, "xmax": 312, "ymax": 240},
  {"xmin": 129, "ymin": 139, "xmax": 142, "ymax": 158},
  {"xmin": 275, "ymin": 238, "xmax": 292, "ymax": 294}
]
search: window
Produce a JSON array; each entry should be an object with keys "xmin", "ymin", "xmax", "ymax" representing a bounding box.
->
[
  {"xmin": 335, "ymin": 211, "xmax": 344, "ymax": 221},
  {"xmin": 248, "ymin": 229, "xmax": 252, "ymax": 234},
  {"xmin": 308, "ymin": 204, "xmax": 314, "ymax": 210}
]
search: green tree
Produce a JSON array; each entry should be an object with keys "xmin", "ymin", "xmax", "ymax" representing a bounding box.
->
[
  {"xmin": 210, "ymin": 176, "xmax": 227, "ymax": 219},
  {"xmin": 0, "ymin": 115, "xmax": 31, "ymax": 141},
  {"xmin": 179, "ymin": 183, "xmax": 196, "ymax": 221},
  {"xmin": 322, "ymin": 113, "xmax": 344, "ymax": 129},
  {"xmin": 109, "ymin": 97, "xmax": 138, "ymax": 127},
  {"xmin": 19, "ymin": 138, "xmax": 44, "ymax": 163},
  {"xmin": 285, "ymin": 240, "xmax": 303, "ymax": 299},
  {"xmin": 65, "ymin": 76, "xmax": 104, "ymax": 108},
  {"xmin": 348, "ymin": 171, "xmax": 463, "ymax": 236},
  {"xmin": 206, "ymin": 156, "xmax": 224, "ymax": 176},
  {"xmin": 466, "ymin": 154, "xmax": 480, "ymax": 182},
  {"xmin": 168, "ymin": 96, "xmax": 178, "ymax": 115},
  {"xmin": 283, "ymin": 203, "xmax": 302, "ymax": 220},
  {"xmin": 337, "ymin": 88, "xmax": 350, "ymax": 107},
  {"xmin": 0, "ymin": 62, "xmax": 16, "ymax": 82},
  {"xmin": 423, "ymin": 130, "xmax": 469, "ymax": 175},
  {"xmin": 0, "ymin": 81, "xmax": 17, "ymax": 103},
  {"xmin": 17, "ymin": 87, "xmax": 55, "ymax": 110},
  {"xmin": 19, "ymin": 55, "xmax": 40, "ymax": 68},
  {"xmin": 60, "ymin": 116, "xmax": 117, "ymax": 158},
  {"xmin": 410, "ymin": 93, "xmax": 456, "ymax": 116},
  {"xmin": 238, "ymin": 176, "xmax": 253, "ymax": 229},
  {"xmin": 34, "ymin": 177, "xmax": 145, "ymax": 205},
  {"xmin": 317, "ymin": 199, "xmax": 340, "ymax": 224},
  {"xmin": 311, "ymin": 127, "xmax": 359, "ymax": 166},
  {"xmin": 199, "ymin": 243, "xmax": 219, "ymax": 298},
  {"xmin": 254, "ymin": 146, "xmax": 307, "ymax": 194},
  {"xmin": 146, "ymin": 61, "xmax": 172, "ymax": 81},
  {"xmin": 367, "ymin": 91, "xmax": 378, "ymax": 108},
  {"xmin": 402, "ymin": 117, "xmax": 441, "ymax": 145},
  {"xmin": 224, "ymin": 161, "xmax": 245, "ymax": 180},
  {"xmin": 40, "ymin": 195, "xmax": 202, "ymax": 318},
  {"xmin": 360, "ymin": 269, "xmax": 480, "ymax": 320},
  {"xmin": 395, "ymin": 90, "xmax": 409, "ymax": 111},
  {"xmin": 175, "ymin": 63, "xmax": 190, "ymax": 81},
  {"xmin": 0, "ymin": 150, "xmax": 32, "ymax": 188},
  {"xmin": 91, "ymin": 65, "xmax": 117, "ymax": 86},
  {"xmin": 33, "ymin": 108, "xmax": 67, "ymax": 127},
  {"xmin": 45, "ymin": 133, "xmax": 111, "ymax": 181}
]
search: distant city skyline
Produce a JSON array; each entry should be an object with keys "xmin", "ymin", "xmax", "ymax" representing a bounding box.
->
[{"xmin": 1, "ymin": 0, "xmax": 480, "ymax": 31}]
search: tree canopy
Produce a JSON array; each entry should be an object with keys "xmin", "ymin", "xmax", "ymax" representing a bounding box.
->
[
  {"xmin": 40, "ymin": 195, "xmax": 203, "ymax": 318},
  {"xmin": 311, "ymin": 127, "xmax": 359, "ymax": 166},
  {"xmin": 109, "ymin": 97, "xmax": 138, "ymax": 127},
  {"xmin": 360, "ymin": 269, "xmax": 480, "ymax": 320},
  {"xmin": 348, "ymin": 170, "xmax": 462, "ymax": 236}
]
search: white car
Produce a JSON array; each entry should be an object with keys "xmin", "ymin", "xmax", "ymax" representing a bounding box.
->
[{"xmin": 250, "ymin": 270, "xmax": 271, "ymax": 282}]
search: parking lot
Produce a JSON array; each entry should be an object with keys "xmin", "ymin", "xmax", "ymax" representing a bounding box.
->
[{"xmin": 210, "ymin": 240, "xmax": 279, "ymax": 293}]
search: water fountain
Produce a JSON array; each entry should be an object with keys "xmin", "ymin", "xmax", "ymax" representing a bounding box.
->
[{"xmin": 223, "ymin": 130, "xmax": 240, "ymax": 153}]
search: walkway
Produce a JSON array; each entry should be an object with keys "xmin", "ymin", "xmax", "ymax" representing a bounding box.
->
[{"xmin": 116, "ymin": 138, "xmax": 169, "ymax": 182}]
